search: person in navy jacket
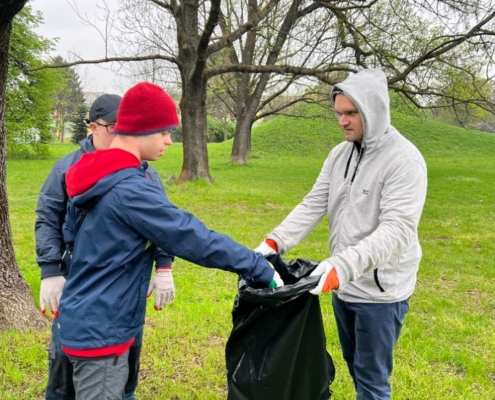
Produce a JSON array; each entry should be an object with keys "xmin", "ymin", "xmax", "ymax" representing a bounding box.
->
[
  {"xmin": 36, "ymin": 93, "xmax": 174, "ymax": 400},
  {"xmin": 58, "ymin": 82, "xmax": 283, "ymax": 399}
]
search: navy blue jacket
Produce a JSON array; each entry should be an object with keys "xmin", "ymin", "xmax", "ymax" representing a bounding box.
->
[
  {"xmin": 59, "ymin": 148, "xmax": 274, "ymax": 350},
  {"xmin": 35, "ymin": 136, "xmax": 172, "ymax": 279}
]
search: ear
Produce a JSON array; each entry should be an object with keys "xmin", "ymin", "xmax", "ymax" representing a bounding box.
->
[{"xmin": 89, "ymin": 122, "xmax": 98, "ymax": 134}]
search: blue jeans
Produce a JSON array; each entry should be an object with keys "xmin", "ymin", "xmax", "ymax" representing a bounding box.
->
[
  {"xmin": 45, "ymin": 320, "xmax": 143, "ymax": 400},
  {"xmin": 332, "ymin": 293, "xmax": 409, "ymax": 400}
]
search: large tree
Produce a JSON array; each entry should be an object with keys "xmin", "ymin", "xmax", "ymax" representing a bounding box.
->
[{"xmin": 0, "ymin": 1, "xmax": 48, "ymax": 330}]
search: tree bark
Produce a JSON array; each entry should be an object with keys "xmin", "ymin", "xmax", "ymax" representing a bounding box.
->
[
  {"xmin": 175, "ymin": 0, "xmax": 216, "ymax": 183},
  {"xmin": 230, "ymin": 74, "xmax": 256, "ymax": 164},
  {"xmin": 0, "ymin": 0, "xmax": 49, "ymax": 331},
  {"xmin": 178, "ymin": 76, "xmax": 213, "ymax": 183}
]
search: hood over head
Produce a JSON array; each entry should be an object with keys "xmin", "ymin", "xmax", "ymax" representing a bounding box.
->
[{"xmin": 331, "ymin": 69, "xmax": 390, "ymax": 153}]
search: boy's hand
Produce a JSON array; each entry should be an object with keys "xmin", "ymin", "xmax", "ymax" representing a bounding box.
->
[
  {"xmin": 40, "ymin": 276, "xmax": 66, "ymax": 318},
  {"xmin": 147, "ymin": 269, "xmax": 175, "ymax": 310}
]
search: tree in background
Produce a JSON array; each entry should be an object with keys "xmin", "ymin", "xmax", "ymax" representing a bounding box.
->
[
  {"xmin": 70, "ymin": 103, "xmax": 89, "ymax": 144},
  {"xmin": 0, "ymin": 0, "xmax": 48, "ymax": 330},
  {"xmin": 6, "ymin": 6, "xmax": 65, "ymax": 156},
  {"xmin": 42, "ymin": 0, "xmax": 495, "ymax": 179},
  {"xmin": 51, "ymin": 55, "xmax": 86, "ymax": 143}
]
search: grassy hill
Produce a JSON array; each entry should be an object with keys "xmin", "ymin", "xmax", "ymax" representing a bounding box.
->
[
  {"xmin": 250, "ymin": 102, "xmax": 495, "ymax": 161},
  {"xmin": 2, "ymin": 105, "xmax": 495, "ymax": 399}
]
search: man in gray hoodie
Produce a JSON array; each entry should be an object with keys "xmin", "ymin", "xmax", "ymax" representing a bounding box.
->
[{"xmin": 255, "ymin": 69, "xmax": 427, "ymax": 399}]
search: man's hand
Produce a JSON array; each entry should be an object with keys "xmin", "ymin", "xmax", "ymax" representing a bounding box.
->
[
  {"xmin": 254, "ymin": 239, "xmax": 278, "ymax": 257},
  {"xmin": 147, "ymin": 269, "xmax": 175, "ymax": 310},
  {"xmin": 40, "ymin": 276, "xmax": 66, "ymax": 318},
  {"xmin": 309, "ymin": 260, "xmax": 340, "ymax": 295}
]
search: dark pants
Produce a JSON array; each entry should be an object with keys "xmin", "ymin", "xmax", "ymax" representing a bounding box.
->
[
  {"xmin": 45, "ymin": 320, "xmax": 143, "ymax": 400},
  {"xmin": 68, "ymin": 351, "xmax": 129, "ymax": 400},
  {"xmin": 332, "ymin": 293, "xmax": 409, "ymax": 400}
]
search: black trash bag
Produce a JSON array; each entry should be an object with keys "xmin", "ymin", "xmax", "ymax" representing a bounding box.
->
[{"xmin": 226, "ymin": 254, "xmax": 335, "ymax": 400}]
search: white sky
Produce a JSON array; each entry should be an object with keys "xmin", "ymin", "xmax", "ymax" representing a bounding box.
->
[{"xmin": 30, "ymin": 0, "xmax": 124, "ymax": 95}]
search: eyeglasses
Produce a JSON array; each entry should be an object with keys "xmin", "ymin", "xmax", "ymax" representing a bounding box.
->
[{"xmin": 95, "ymin": 122, "xmax": 116, "ymax": 133}]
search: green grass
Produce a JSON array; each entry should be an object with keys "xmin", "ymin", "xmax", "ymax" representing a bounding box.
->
[{"xmin": 2, "ymin": 105, "xmax": 495, "ymax": 399}]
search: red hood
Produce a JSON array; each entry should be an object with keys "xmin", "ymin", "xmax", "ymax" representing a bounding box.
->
[{"xmin": 66, "ymin": 148, "xmax": 141, "ymax": 197}]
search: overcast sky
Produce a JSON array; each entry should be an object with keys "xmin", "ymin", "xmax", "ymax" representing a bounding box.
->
[{"xmin": 30, "ymin": 0, "xmax": 124, "ymax": 95}]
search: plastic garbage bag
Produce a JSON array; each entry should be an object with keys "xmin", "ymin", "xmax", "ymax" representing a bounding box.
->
[{"xmin": 226, "ymin": 254, "xmax": 335, "ymax": 400}]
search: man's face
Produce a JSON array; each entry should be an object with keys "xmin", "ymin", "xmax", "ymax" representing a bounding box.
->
[
  {"xmin": 90, "ymin": 119, "xmax": 116, "ymax": 150},
  {"xmin": 334, "ymin": 94, "xmax": 363, "ymax": 143},
  {"xmin": 139, "ymin": 131, "xmax": 173, "ymax": 161}
]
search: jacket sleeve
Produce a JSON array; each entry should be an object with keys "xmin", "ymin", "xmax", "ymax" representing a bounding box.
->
[
  {"xmin": 35, "ymin": 161, "xmax": 70, "ymax": 279},
  {"xmin": 144, "ymin": 163, "xmax": 174, "ymax": 268},
  {"xmin": 267, "ymin": 153, "xmax": 334, "ymax": 253},
  {"xmin": 123, "ymin": 181, "xmax": 275, "ymax": 285},
  {"xmin": 329, "ymin": 158, "xmax": 427, "ymax": 287}
]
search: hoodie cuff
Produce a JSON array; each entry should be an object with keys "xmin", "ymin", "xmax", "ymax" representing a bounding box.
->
[{"xmin": 40, "ymin": 263, "xmax": 64, "ymax": 279}]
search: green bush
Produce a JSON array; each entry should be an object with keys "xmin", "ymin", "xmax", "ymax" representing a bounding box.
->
[
  {"xmin": 207, "ymin": 116, "xmax": 235, "ymax": 142},
  {"xmin": 170, "ymin": 118, "xmax": 235, "ymax": 143},
  {"xmin": 7, "ymin": 142, "xmax": 50, "ymax": 159}
]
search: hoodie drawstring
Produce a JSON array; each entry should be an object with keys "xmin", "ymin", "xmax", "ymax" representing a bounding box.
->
[
  {"xmin": 344, "ymin": 144, "xmax": 365, "ymax": 183},
  {"xmin": 344, "ymin": 146, "xmax": 354, "ymax": 180},
  {"xmin": 351, "ymin": 147, "xmax": 365, "ymax": 183}
]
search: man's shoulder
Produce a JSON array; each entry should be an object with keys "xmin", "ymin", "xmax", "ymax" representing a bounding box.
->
[
  {"xmin": 53, "ymin": 148, "xmax": 84, "ymax": 173},
  {"xmin": 53, "ymin": 138, "xmax": 94, "ymax": 174},
  {"xmin": 393, "ymin": 130, "xmax": 425, "ymax": 163}
]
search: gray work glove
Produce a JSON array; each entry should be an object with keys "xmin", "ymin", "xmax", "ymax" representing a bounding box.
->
[
  {"xmin": 147, "ymin": 269, "xmax": 175, "ymax": 310},
  {"xmin": 40, "ymin": 276, "xmax": 66, "ymax": 318}
]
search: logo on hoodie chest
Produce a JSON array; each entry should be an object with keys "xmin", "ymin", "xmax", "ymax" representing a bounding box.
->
[{"xmin": 362, "ymin": 189, "xmax": 370, "ymax": 195}]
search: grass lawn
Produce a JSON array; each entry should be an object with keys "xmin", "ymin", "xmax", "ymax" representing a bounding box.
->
[{"xmin": 2, "ymin": 106, "xmax": 495, "ymax": 399}]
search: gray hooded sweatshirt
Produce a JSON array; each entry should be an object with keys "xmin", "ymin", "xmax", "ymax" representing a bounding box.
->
[{"xmin": 267, "ymin": 69, "xmax": 427, "ymax": 303}]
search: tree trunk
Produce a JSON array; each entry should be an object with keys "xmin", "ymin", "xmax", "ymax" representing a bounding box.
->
[
  {"xmin": 230, "ymin": 72, "xmax": 258, "ymax": 164},
  {"xmin": 230, "ymin": 116, "xmax": 254, "ymax": 164},
  {"xmin": 0, "ymin": 0, "xmax": 49, "ymax": 331},
  {"xmin": 176, "ymin": 0, "xmax": 214, "ymax": 184},
  {"xmin": 178, "ymin": 76, "xmax": 213, "ymax": 183}
]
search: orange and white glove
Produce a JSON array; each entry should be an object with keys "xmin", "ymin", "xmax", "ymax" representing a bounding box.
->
[
  {"xmin": 147, "ymin": 268, "xmax": 175, "ymax": 310},
  {"xmin": 309, "ymin": 260, "xmax": 340, "ymax": 295},
  {"xmin": 254, "ymin": 238, "xmax": 278, "ymax": 257},
  {"xmin": 40, "ymin": 276, "xmax": 66, "ymax": 318}
]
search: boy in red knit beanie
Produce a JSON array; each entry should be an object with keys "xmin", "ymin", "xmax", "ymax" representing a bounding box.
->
[{"xmin": 58, "ymin": 82, "xmax": 283, "ymax": 399}]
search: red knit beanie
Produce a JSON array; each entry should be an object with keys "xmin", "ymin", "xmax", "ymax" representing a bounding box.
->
[{"xmin": 114, "ymin": 82, "xmax": 179, "ymax": 135}]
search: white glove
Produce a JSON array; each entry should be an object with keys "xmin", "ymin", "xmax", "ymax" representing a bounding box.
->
[
  {"xmin": 40, "ymin": 276, "xmax": 66, "ymax": 317},
  {"xmin": 267, "ymin": 262, "xmax": 284, "ymax": 288},
  {"xmin": 271, "ymin": 270, "xmax": 284, "ymax": 288},
  {"xmin": 309, "ymin": 260, "xmax": 339, "ymax": 295},
  {"xmin": 254, "ymin": 241, "xmax": 277, "ymax": 257},
  {"xmin": 147, "ymin": 269, "xmax": 175, "ymax": 310}
]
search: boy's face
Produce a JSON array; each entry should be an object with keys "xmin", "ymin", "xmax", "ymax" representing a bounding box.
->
[
  {"xmin": 334, "ymin": 94, "xmax": 364, "ymax": 143},
  {"xmin": 140, "ymin": 131, "xmax": 173, "ymax": 161},
  {"xmin": 91, "ymin": 118, "xmax": 116, "ymax": 150}
]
